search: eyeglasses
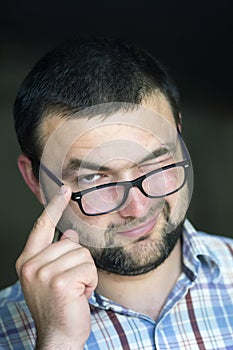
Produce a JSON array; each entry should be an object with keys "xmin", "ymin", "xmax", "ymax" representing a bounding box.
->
[{"xmin": 40, "ymin": 159, "xmax": 190, "ymax": 216}]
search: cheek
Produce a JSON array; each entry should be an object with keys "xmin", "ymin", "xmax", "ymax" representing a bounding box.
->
[
  {"xmin": 165, "ymin": 192, "xmax": 178, "ymax": 209},
  {"xmin": 58, "ymin": 202, "xmax": 110, "ymax": 248},
  {"xmin": 69, "ymin": 200, "xmax": 111, "ymax": 230},
  {"xmin": 165, "ymin": 186, "xmax": 189, "ymax": 226}
]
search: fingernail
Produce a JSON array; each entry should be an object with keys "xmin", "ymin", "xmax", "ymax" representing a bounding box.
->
[{"xmin": 60, "ymin": 185, "xmax": 68, "ymax": 194}]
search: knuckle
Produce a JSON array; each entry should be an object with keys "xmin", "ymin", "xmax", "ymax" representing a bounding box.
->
[
  {"xmin": 87, "ymin": 259, "xmax": 97, "ymax": 271},
  {"xmin": 33, "ymin": 217, "xmax": 46, "ymax": 230},
  {"xmin": 15, "ymin": 256, "xmax": 23, "ymax": 276},
  {"xmin": 20, "ymin": 260, "xmax": 36, "ymax": 282},
  {"xmin": 80, "ymin": 262, "xmax": 98, "ymax": 288},
  {"xmin": 91, "ymin": 264, "xmax": 98, "ymax": 283},
  {"xmin": 50, "ymin": 275, "xmax": 67, "ymax": 292},
  {"xmin": 36, "ymin": 265, "xmax": 51, "ymax": 282},
  {"xmin": 79, "ymin": 247, "xmax": 92, "ymax": 261},
  {"xmin": 83, "ymin": 261, "xmax": 98, "ymax": 278},
  {"xmin": 90, "ymin": 262, "xmax": 98, "ymax": 279}
]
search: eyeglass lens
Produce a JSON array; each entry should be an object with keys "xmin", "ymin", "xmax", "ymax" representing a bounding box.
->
[{"xmin": 80, "ymin": 164, "xmax": 186, "ymax": 215}]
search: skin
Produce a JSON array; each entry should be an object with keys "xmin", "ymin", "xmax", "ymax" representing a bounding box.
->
[
  {"xmin": 16, "ymin": 94, "xmax": 187, "ymax": 349},
  {"xmin": 16, "ymin": 187, "xmax": 96, "ymax": 349}
]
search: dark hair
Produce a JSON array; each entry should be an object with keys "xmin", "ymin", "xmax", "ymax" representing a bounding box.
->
[{"xmin": 14, "ymin": 37, "xmax": 180, "ymax": 174}]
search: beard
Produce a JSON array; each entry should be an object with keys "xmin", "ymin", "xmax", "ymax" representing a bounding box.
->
[{"xmin": 87, "ymin": 201, "xmax": 184, "ymax": 276}]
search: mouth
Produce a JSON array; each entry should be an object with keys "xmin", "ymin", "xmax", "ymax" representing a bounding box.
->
[{"xmin": 117, "ymin": 215, "xmax": 159, "ymax": 239}]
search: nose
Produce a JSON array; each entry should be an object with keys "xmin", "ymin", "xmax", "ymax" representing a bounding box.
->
[{"xmin": 118, "ymin": 187, "xmax": 149, "ymax": 218}]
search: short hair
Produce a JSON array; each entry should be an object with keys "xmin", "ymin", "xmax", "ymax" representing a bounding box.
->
[{"xmin": 14, "ymin": 37, "xmax": 180, "ymax": 172}]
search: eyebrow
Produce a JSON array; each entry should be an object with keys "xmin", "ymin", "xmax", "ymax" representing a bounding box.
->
[
  {"xmin": 140, "ymin": 145, "xmax": 173, "ymax": 164},
  {"xmin": 62, "ymin": 145, "xmax": 174, "ymax": 178},
  {"xmin": 63, "ymin": 159, "xmax": 111, "ymax": 178}
]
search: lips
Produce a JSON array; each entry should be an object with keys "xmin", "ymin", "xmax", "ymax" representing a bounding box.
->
[{"xmin": 117, "ymin": 216, "xmax": 158, "ymax": 239}]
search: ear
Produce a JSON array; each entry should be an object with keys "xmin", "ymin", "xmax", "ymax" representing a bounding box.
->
[
  {"xmin": 177, "ymin": 113, "xmax": 182, "ymax": 133},
  {"xmin": 17, "ymin": 154, "xmax": 44, "ymax": 204}
]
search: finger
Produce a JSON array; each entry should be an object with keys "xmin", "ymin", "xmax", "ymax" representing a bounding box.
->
[
  {"xmin": 35, "ymin": 247, "xmax": 94, "ymax": 285},
  {"xmin": 34, "ymin": 229, "xmax": 81, "ymax": 267},
  {"xmin": 60, "ymin": 229, "xmax": 81, "ymax": 243},
  {"xmin": 22, "ymin": 230, "xmax": 83, "ymax": 273},
  {"xmin": 22, "ymin": 236, "xmax": 81, "ymax": 272},
  {"xmin": 21, "ymin": 185, "xmax": 72, "ymax": 259},
  {"xmin": 49, "ymin": 262, "xmax": 98, "ymax": 299}
]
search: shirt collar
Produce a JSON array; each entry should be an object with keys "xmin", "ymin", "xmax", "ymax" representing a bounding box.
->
[
  {"xmin": 90, "ymin": 219, "xmax": 221, "ymax": 309},
  {"xmin": 182, "ymin": 219, "xmax": 221, "ymax": 282}
]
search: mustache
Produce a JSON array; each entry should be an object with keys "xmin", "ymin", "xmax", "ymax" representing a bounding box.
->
[{"xmin": 105, "ymin": 199, "xmax": 169, "ymax": 236}]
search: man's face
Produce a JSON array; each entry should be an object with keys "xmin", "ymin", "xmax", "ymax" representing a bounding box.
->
[{"xmin": 39, "ymin": 96, "xmax": 192, "ymax": 275}]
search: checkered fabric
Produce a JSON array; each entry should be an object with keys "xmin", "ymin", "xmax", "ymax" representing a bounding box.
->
[{"xmin": 1, "ymin": 220, "xmax": 233, "ymax": 349}]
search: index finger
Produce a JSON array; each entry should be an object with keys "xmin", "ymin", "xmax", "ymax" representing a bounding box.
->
[{"xmin": 21, "ymin": 185, "xmax": 72, "ymax": 259}]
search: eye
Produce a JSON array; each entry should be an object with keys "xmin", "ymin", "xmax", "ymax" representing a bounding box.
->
[
  {"xmin": 76, "ymin": 174, "xmax": 112, "ymax": 190},
  {"xmin": 78, "ymin": 174, "xmax": 102, "ymax": 184}
]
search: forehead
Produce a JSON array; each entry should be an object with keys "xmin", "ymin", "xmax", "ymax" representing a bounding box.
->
[{"xmin": 40, "ymin": 98, "xmax": 177, "ymax": 171}]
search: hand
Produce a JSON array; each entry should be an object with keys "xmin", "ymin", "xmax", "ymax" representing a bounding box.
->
[{"xmin": 16, "ymin": 185, "xmax": 98, "ymax": 350}]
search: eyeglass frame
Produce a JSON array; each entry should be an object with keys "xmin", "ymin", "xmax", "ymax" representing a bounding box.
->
[{"xmin": 40, "ymin": 159, "xmax": 191, "ymax": 216}]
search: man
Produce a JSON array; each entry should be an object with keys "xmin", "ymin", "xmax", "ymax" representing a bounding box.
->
[{"xmin": 0, "ymin": 37, "xmax": 232, "ymax": 350}]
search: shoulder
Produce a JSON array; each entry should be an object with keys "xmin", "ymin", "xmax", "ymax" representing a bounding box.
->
[
  {"xmin": 197, "ymin": 230, "xmax": 233, "ymax": 255},
  {"xmin": 0, "ymin": 281, "xmax": 30, "ymax": 317},
  {"xmin": 0, "ymin": 281, "xmax": 23, "ymax": 305},
  {"xmin": 184, "ymin": 220, "xmax": 233, "ymax": 258},
  {"xmin": 0, "ymin": 280, "xmax": 30, "ymax": 324},
  {"xmin": 183, "ymin": 220, "xmax": 233, "ymax": 280},
  {"xmin": 0, "ymin": 281, "xmax": 36, "ymax": 348},
  {"xmin": 195, "ymin": 230, "xmax": 233, "ymax": 279}
]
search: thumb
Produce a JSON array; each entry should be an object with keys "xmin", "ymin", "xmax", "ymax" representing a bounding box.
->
[{"xmin": 60, "ymin": 229, "xmax": 80, "ymax": 244}]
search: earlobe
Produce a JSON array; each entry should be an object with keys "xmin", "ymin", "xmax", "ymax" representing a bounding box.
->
[{"xmin": 17, "ymin": 154, "xmax": 44, "ymax": 204}]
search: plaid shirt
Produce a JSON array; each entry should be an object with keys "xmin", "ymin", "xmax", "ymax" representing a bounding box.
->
[{"xmin": 0, "ymin": 220, "xmax": 233, "ymax": 349}]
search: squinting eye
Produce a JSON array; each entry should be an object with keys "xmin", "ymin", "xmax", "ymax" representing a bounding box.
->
[{"xmin": 79, "ymin": 174, "xmax": 101, "ymax": 184}]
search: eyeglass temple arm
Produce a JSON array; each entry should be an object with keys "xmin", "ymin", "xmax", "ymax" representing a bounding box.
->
[
  {"xmin": 40, "ymin": 163, "xmax": 64, "ymax": 187},
  {"xmin": 177, "ymin": 128, "xmax": 190, "ymax": 162}
]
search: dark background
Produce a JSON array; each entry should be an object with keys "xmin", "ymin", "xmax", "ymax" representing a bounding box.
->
[{"xmin": 1, "ymin": 0, "xmax": 233, "ymax": 289}]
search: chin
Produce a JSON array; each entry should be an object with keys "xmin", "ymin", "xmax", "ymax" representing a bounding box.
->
[{"xmin": 92, "ymin": 220, "xmax": 184, "ymax": 277}]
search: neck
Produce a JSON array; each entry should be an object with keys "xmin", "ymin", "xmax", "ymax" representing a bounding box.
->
[{"xmin": 96, "ymin": 238, "xmax": 182, "ymax": 320}]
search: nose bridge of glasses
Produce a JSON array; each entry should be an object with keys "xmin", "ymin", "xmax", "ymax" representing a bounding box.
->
[
  {"xmin": 121, "ymin": 175, "xmax": 149, "ymax": 203},
  {"xmin": 129, "ymin": 172, "xmax": 147, "ymax": 193},
  {"xmin": 71, "ymin": 161, "xmax": 190, "ymax": 216},
  {"xmin": 118, "ymin": 170, "xmax": 160, "ymax": 200},
  {"xmin": 117, "ymin": 182, "xmax": 151, "ymax": 217}
]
